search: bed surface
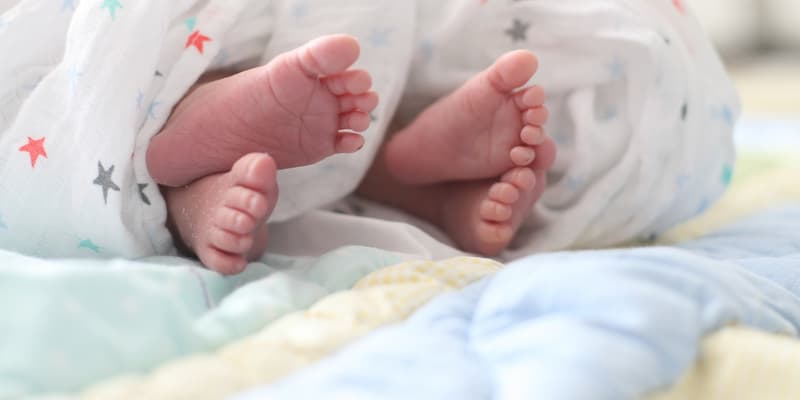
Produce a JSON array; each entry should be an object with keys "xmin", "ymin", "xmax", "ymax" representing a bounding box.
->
[{"xmin": 2, "ymin": 118, "xmax": 798, "ymax": 400}]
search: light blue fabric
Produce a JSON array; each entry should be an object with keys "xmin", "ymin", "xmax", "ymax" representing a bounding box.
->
[
  {"xmin": 0, "ymin": 247, "xmax": 403, "ymax": 399},
  {"xmin": 235, "ymin": 205, "xmax": 800, "ymax": 400}
]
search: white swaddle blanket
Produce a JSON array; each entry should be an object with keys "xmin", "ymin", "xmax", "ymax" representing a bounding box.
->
[{"xmin": 0, "ymin": 0, "xmax": 738, "ymax": 261}]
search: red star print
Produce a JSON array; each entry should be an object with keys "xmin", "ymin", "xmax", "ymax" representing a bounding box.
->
[
  {"xmin": 185, "ymin": 30, "xmax": 212, "ymax": 54},
  {"xmin": 672, "ymin": 0, "xmax": 686, "ymax": 14},
  {"xmin": 19, "ymin": 137, "xmax": 47, "ymax": 168}
]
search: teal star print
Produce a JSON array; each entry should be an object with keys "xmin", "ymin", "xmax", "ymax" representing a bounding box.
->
[
  {"xmin": 78, "ymin": 239, "xmax": 101, "ymax": 253},
  {"xmin": 721, "ymin": 165, "xmax": 733, "ymax": 187},
  {"xmin": 102, "ymin": 0, "xmax": 122, "ymax": 20},
  {"xmin": 185, "ymin": 16, "xmax": 196, "ymax": 31}
]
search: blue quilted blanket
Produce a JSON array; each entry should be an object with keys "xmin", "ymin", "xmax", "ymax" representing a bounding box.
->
[{"xmin": 236, "ymin": 205, "xmax": 800, "ymax": 400}]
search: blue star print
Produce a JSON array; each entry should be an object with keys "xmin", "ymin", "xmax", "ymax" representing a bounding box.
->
[
  {"xmin": 136, "ymin": 90, "xmax": 144, "ymax": 110},
  {"xmin": 212, "ymin": 49, "xmax": 229, "ymax": 68},
  {"xmin": 0, "ymin": 214, "xmax": 7, "ymax": 230},
  {"xmin": 147, "ymin": 101, "xmax": 160, "ymax": 119},
  {"xmin": 368, "ymin": 27, "xmax": 393, "ymax": 47},
  {"xmin": 68, "ymin": 67, "xmax": 83, "ymax": 94},
  {"xmin": 695, "ymin": 198, "xmax": 711, "ymax": 216},
  {"xmin": 600, "ymin": 108, "xmax": 618, "ymax": 121},
  {"xmin": 720, "ymin": 105, "xmax": 734, "ymax": 125},
  {"xmin": 608, "ymin": 58, "xmax": 625, "ymax": 80},
  {"xmin": 419, "ymin": 38, "xmax": 434, "ymax": 63},
  {"xmin": 676, "ymin": 174, "xmax": 690, "ymax": 189},
  {"xmin": 292, "ymin": 2, "xmax": 308, "ymax": 18},
  {"xmin": 62, "ymin": 0, "xmax": 76, "ymax": 11},
  {"xmin": 564, "ymin": 176, "xmax": 582, "ymax": 191}
]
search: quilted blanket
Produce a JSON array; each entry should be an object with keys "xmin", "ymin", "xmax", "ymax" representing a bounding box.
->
[{"xmin": 4, "ymin": 120, "xmax": 799, "ymax": 400}]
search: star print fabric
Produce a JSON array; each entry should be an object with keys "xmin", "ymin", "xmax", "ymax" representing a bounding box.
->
[
  {"xmin": 0, "ymin": 0, "xmax": 415, "ymax": 259},
  {"xmin": 0, "ymin": 0, "xmax": 276, "ymax": 258},
  {"xmin": 0, "ymin": 0, "xmax": 739, "ymax": 260},
  {"xmin": 393, "ymin": 0, "xmax": 740, "ymax": 256},
  {"xmin": 260, "ymin": 0, "xmax": 415, "ymax": 223}
]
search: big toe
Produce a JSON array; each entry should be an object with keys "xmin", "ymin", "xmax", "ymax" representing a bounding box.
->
[
  {"xmin": 299, "ymin": 34, "xmax": 361, "ymax": 76},
  {"xmin": 486, "ymin": 50, "xmax": 539, "ymax": 92},
  {"xmin": 502, "ymin": 167, "xmax": 537, "ymax": 191}
]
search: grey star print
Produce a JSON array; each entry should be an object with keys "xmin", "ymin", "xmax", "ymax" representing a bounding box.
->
[
  {"xmin": 505, "ymin": 19, "xmax": 530, "ymax": 42},
  {"xmin": 138, "ymin": 183, "xmax": 151, "ymax": 205},
  {"xmin": 93, "ymin": 161, "xmax": 120, "ymax": 204}
]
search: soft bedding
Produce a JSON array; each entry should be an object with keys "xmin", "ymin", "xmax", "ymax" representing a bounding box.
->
[
  {"xmin": 0, "ymin": 247, "xmax": 407, "ymax": 398},
  {"xmin": 234, "ymin": 205, "xmax": 800, "ymax": 400},
  {"xmin": 0, "ymin": 1, "xmax": 793, "ymax": 398},
  {"xmin": 0, "ymin": 119, "xmax": 794, "ymax": 400}
]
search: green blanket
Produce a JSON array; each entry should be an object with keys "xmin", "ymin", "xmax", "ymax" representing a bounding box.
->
[{"xmin": 0, "ymin": 247, "xmax": 402, "ymax": 398}]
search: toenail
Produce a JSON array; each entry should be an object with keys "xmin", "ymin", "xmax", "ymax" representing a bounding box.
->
[
  {"xmin": 522, "ymin": 126, "xmax": 544, "ymax": 145},
  {"xmin": 516, "ymin": 169, "xmax": 537, "ymax": 189},
  {"xmin": 248, "ymin": 195, "xmax": 260, "ymax": 212},
  {"xmin": 526, "ymin": 108, "xmax": 548, "ymax": 124},
  {"xmin": 511, "ymin": 147, "xmax": 536, "ymax": 165},
  {"xmin": 234, "ymin": 214, "xmax": 244, "ymax": 229}
]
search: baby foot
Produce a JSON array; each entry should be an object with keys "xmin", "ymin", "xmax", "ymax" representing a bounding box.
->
[
  {"xmin": 385, "ymin": 50, "xmax": 548, "ymax": 185},
  {"xmin": 164, "ymin": 153, "xmax": 278, "ymax": 275},
  {"xmin": 443, "ymin": 167, "xmax": 547, "ymax": 256},
  {"xmin": 148, "ymin": 34, "xmax": 378, "ymax": 187}
]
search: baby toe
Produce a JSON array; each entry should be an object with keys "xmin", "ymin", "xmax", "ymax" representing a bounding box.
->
[
  {"xmin": 224, "ymin": 187, "xmax": 270, "ymax": 220},
  {"xmin": 502, "ymin": 167, "xmax": 537, "ymax": 191},
  {"xmin": 521, "ymin": 125, "xmax": 545, "ymax": 146},
  {"xmin": 488, "ymin": 182, "xmax": 521, "ymax": 204},
  {"xmin": 339, "ymin": 111, "xmax": 371, "ymax": 132},
  {"xmin": 298, "ymin": 34, "xmax": 361, "ymax": 76},
  {"xmin": 475, "ymin": 222, "xmax": 513, "ymax": 254},
  {"xmin": 215, "ymin": 207, "xmax": 256, "ymax": 235},
  {"xmin": 338, "ymin": 92, "xmax": 379, "ymax": 113},
  {"xmin": 209, "ymin": 227, "xmax": 254, "ymax": 255},
  {"xmin": 524, "ymin": 107, "xmax": 549, "ymax": 126},
  {"xmin": 323, "ymin": 69, "xmax": 372, "ymax": 95},
  {"xmin": 514, "ymin": 85, "xmax": 545, "ymax": 109},
  {"xmin": 198, "ymin": 247, "xmax": 247, "ymax": 276},
  {"xmin": 510, "ymin": 146, "xmax": 537, "ymax": 166},
  {"xmin": 480, "ymin": 199, "xmax": 514, "ymax": 222}
]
